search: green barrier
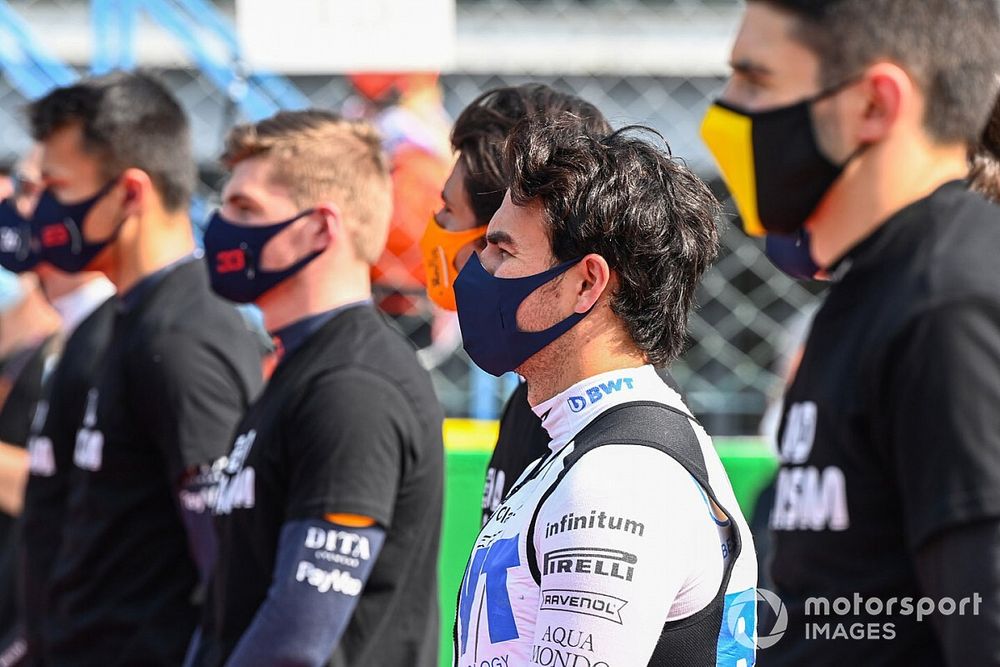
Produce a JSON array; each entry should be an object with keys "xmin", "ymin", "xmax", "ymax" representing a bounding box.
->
[{"xmin": 436, "ymin": 419, "xmax": 778, "ymax": 666}]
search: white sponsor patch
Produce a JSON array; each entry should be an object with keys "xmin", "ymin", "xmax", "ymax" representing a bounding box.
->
[{"xmin": 295, "ymin": 561, "xmax": 363, "ymax": 596}]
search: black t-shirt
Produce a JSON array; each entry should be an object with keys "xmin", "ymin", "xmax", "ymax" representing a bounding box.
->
[
  {"xmin": 20, "ymin": 297, "xmax": 116, "ymax": 662},
  {"xmin": 481, "ymin": 368, "xmax": 682, "ymax": 526},
  {"xmin": 0, "ymin": 339, "xmax": 54, "ymax": 646},
  {"xmin": 199, "ymin": 305, "xmax": 444, "ymax": 667},
  {"xmin": 44, "ymin": 260, "xmax": 262, "ymax": 667},
  {"xmin": 767, "ymin": 182, "xmax": 1000, "ymax": 664}
]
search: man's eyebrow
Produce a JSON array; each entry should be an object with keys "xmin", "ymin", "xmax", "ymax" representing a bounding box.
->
[
  {"xmin": 486, "ymin": 230, "xmax": 516, "ymax": 249},
  {"xmin": 225, "ymin": 191, "xmax": 259, "ymax": 209},
  {"xmin": 729, "ymin": 58, "xmax": 773, "ymax": 78}
]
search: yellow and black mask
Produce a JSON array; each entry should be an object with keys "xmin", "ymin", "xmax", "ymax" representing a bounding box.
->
[{"xmin": 700, "ymin": 90, "xmax": 850, "ymax": 237}]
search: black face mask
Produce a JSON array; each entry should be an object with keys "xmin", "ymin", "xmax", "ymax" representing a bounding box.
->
[{"xmin": 701, "ymin": 80, "xmax": 863, "ymax": 236}]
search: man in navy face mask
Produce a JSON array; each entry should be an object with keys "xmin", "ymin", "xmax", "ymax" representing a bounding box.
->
[
  {"xmin": 702, "ymin": 1, "xmax": 1000, "ymax": 664},
  {"xmin": 27, "ymin": 71, "xmax": 263, "ymax": 666},
  {"xmin": 451, "ymin": 115, "xmax": 758, "ymax": 667},
  {"xmin": 190, "ymin": 110, "xmax": 443, "ymax": 667}
]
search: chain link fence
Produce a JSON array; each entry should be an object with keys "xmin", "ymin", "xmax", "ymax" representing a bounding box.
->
[{"xmin": 0, "ymin": 0, "xmax": 825, "ymax": 434}]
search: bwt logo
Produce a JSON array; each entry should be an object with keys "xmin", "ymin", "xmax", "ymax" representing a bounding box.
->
[{"xmin": 567, "ymin": 377, "xmax": 635, "ymax": 413}]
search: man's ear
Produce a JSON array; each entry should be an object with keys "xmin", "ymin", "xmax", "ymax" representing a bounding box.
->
[
  {"xmin": 855, "ymin": 62, "xmax": 911, "ymax": 145},
  {"xmin": 118, "ymin": 168, "xmax": 152, "ymax": 218},
  {"xmin": 312, "ymin": 203, "xmax": 341, "ymax": 253},
  {"xmin": 574, "ymin": 253, "xmax": 611, "ymax": 314}
]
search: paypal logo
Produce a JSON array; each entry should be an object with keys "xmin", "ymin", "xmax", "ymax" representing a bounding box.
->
[{"xmin": 567, "ymin": 377, "xmax": 635, "ymax": 413}]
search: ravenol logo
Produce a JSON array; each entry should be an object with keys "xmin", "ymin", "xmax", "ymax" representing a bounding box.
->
[{"xmin": 567, "ymin": 377, "xmax": 635, "ymax": 413}]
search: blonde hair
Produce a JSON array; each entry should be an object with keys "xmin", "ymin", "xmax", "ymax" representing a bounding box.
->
[{"xmin": 222, "ymin": 110, "xmax": 393, "ymax": 263}]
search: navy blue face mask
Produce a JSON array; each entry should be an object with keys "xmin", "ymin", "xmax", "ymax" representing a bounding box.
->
[
  {"xmin": 32, "ymin": 180, "xmax": 122, "ymax": 273},
  {"xmin": 765, "ymin": 229, "xmax": 821, "ymax": 281},
  {"xmin": 0, "ymin": 199, "xmax": 41, "ymax": 273},
  {"xmin": 454, "ymin": 252, "xmax": 594, "ymax": 377},
  {"xmin": 203, "ymin": 209, "xmax": 324, "ymax": 304}
]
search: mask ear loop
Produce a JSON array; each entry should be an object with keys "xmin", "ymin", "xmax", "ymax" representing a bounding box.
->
[
  {"xmin": 72, "ymin": 177, "xmax": 130, "ymax": 251},
  {"xmin": 808, "ymin": 75, "xmax": 872, "ymax": 170},
  {"xmin": 807, "ymin": 74, "xmax": 866, "ymax": 105},
  {"xmin": 249, "ymin": 208, "xmax": 320, "ymax": 281}
]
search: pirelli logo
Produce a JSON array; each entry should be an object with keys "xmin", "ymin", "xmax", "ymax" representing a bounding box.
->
[{"xmin": 542, "ymin": 547, "xmax": 637, "ymax": 582}]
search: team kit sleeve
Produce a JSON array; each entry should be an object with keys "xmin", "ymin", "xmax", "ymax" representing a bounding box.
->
[
  {"xmin": 226, "ymin": 369, "xmax": 408, "ymax": 665},
  {"xmin": 531, "ymin": 445, "xmax": 726, "ymax": 666},
  {"xmin": 884, "ymin": 300, "xmax": 1000, "ymax": 662},
  {"xmin": 129, "ymin": 331, "xmax": 251, "ymax": 581},
  {"xmin": 224, "ymin": 520, "xmax": 386, "ymax": 666}
]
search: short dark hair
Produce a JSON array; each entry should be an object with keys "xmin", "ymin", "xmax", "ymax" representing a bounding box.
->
[
  {"xmin": 29, "ymin": 71, "xmax": 195, "ymax": 212},
  {"xmin": 757, "ymin": 0, "xmax": 1000, "ymax": 143},
  {"xmin": 451, "ymin": 84, "xmax": 612, "ymax": 226},
  {"xmin": 503, "ymin": 114, "xmax": 720, "ymax": 365}
]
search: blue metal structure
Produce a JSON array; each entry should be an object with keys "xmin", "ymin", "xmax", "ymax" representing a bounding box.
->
[
  {"xmin": 90, "ymin": 0, "xmax": 310, "ymax": 120},
  {"xmin": 0, "ymin": 0, "xmax": 77, "ymax": 98}
]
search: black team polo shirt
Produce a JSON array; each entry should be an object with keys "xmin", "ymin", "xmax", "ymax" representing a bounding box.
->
[
  {"xmin": 199, "ymin": 304, "xmax": 444, "ymax": 667},
  {"xmin": 44, "ymin": 258, "xmax": 262, "ymax": 666},
  {"xmin": 768, "ymin": 181, "xmax": 1000, "ymax": 664}
]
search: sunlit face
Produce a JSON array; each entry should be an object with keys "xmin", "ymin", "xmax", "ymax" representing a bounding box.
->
[
  {"xmin": 221, "ymin": 156, "xmax": 322, "ymax": 273},
  {"xmin": 479, "ymin": 191, "xmax": 554, "ymax": 279},
  {"xmin": 722, "ymin": 2, "xmax": 859, "ymax": 169},
  {"xmin": 435, "ymin": 159, "xmax": 486, "ymax": 272},
  {"xmin": 478, "ymin": 191, "xmax": 573, "ymax": 336},
  {"xmin": 721, "ymin": 2, "xmax": 823, "ymax": 111}
]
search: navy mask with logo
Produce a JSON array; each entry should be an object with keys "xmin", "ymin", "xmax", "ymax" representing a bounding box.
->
[
  {"xmin": 203, "ymin": 209, "xmax": 324, "ymax": 304},
  {"xmin": 32, "ymin": 180, "xmax": 122, "ymax": 273},
  {"xmin": 454, "ymin": 252, "xmax": 594, "ymax": 377},
  {"xmin": 0, "ymin": 199, "xmax": 41, "ymax": 273}
]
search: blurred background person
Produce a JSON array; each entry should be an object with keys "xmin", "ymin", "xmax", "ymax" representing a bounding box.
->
[
  {"xmin": 28, "ymin": 71, "xmax": 261, "ymax": 666},
  {"xmin": 346, "ymin": 72, "xmax": 452, "ymax": 350}
]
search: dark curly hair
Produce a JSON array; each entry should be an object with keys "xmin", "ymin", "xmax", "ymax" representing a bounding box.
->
[
  {"xmin": 451, "ymin": 84, "xmax": 611, "ymax": 226},
  {"xmin": 970, "ymin": 93, "xmax": 1000, "ymax": 203},
  {"xmin": 503, "ymin": 114, "xmax": 720, "ymax": 365}
]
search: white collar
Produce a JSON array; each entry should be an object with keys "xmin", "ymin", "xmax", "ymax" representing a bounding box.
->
[
  {"xmin": 51, "ymin": 277, "xmax": 116, "ymax": 336},
  {"xmin": 530, "ymin": 365, "xmax": 689, "ymax": 453}
]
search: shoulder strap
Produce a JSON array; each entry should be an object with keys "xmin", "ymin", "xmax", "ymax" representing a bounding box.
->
[
  {"xmin": 525, "ymin": 401, "xmax": 744, "ymax": 664},
  {"xmin": 564, "ymin": 400, "xmax": 713, "ymax": 486}
]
